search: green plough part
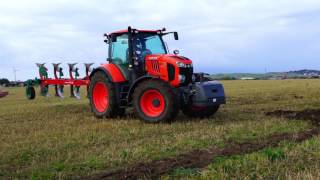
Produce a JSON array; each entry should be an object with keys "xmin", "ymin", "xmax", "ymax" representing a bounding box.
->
[
  {"xmin": 24, "ymin": 78, "xmax": 41, "ymax": 100},
  {"xmin": 39, "ymin": 66, "xmax": 48, "ymax": 79}
]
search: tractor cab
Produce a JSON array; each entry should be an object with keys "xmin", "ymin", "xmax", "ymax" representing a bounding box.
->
[{"xmin": 104, "ymin": 27, "xmax": 183, "ymax": 85}]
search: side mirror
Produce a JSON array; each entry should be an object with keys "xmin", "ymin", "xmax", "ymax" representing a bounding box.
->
[
  {"xmin": 173, "ymin": 50, "xmax": 179, "ymax": 55},
  {"xmin": 174, "ymin": 32, "xmax": 179, "ymax": 40}
]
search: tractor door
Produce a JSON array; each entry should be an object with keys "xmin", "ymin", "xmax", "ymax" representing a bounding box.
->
[{"xmin": 109, "ymin": 34, "xmax": 130, "ymax": 80}]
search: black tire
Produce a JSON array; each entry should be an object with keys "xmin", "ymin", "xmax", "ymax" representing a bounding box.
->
[
  {"xmin": 89, "ymin": 71, "xmax": 124, "ymax": 118},
  {"xmin": 117, "ymin": 108, "xmax": 126, "ymax": 117},
  {"xmin": 182, "ymin": 105, "xmax": 220, "ymax": 118},
  {"xmin": 133, "ymin": 79, "xmax": 180, "ymax": 123},
  {"xmin": 26, "ymin": 86, "xmax": 36, "ymax": 100}
]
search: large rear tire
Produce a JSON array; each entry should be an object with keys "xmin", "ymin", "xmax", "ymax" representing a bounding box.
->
[
  {"xmin": 182, "ymin": 105, "xmax": 220, "ymax": 118},
  {"xmin": 89, "ymin": 71, "xmax": 123, "ymax": 118},
  {"xmin": 133, "ymin": 79, "xmax": 179, "ymax": 123}
]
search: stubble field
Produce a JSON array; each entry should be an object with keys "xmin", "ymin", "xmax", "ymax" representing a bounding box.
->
[{"xmin": 1, "ymin": 79, "xmax": 320, "ymax": 179}]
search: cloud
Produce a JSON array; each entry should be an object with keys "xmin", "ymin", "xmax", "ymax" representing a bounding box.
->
[{"xmin": 0, "ymin": 0, "xmax": 320, "ymax": 80}]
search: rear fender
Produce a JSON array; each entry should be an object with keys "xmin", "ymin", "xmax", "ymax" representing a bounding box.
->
[{"xmin": 90, "ymin": 64, "xmax": 126, "ymax": 83}]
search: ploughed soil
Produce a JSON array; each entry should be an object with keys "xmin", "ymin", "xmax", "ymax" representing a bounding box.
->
[
  {"xmin": 265, "ymin": 109, "xmax": 320, "ymax": 126},
  {"xmin": 84, "ymin": 109, "xmax": 320, "ymax": 180}
]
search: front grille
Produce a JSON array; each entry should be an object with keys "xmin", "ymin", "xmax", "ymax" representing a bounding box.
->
[
  {"xmin": 151, "ymin": 60, "xmax": 160, "ymax": 72},
  {"xmin": 179, "ymin": 67, "xmax": 193, "ymax": 86}
]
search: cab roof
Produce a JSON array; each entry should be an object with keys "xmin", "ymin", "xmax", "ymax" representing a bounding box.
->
[{"xmin": 109, "ymin": 29, "xmax": 159, "ymax": 35}]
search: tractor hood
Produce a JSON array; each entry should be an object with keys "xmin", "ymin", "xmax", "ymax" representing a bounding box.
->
[{"xmin": 145, "ymin": 54, "xmax": 192, "ymax": 65}]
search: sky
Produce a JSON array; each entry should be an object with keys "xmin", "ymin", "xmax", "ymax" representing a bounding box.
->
[{"xmin": 1, "ymin": 0, "xmax": 320, "ymax": 81}]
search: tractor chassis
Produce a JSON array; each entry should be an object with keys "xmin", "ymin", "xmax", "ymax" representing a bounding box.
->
[{"xmin": 110, "ymin": 79, "xmax": 226, "ymax": 110}]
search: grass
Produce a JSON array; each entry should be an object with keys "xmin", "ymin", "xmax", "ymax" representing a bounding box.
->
[
  {"xmin": 177, "ymin": 136, "xmax": 320, "ymax": 179},
  {"xmin": 0, "ymin": 79, "xmax": 320, "ymax": 179}
]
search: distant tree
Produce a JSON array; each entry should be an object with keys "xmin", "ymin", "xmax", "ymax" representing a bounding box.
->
[
  {"xmin": 0, "ymin": 78, "xmax": 10, "ymax": 85},
  {"xmin": 220, "ymin": 76, "xmax": 236, "ymax": 80}
]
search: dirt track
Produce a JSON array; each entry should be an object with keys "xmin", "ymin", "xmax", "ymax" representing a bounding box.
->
[
  {"xmin": 265, "ymin": 109, "xmax": 320, "ymax": 125},
  {"xmin": 84, "ymin": 109, "xmax": 320, "ymax": 180}
]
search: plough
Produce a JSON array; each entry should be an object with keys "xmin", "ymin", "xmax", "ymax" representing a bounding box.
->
[{"xmin": 25, "ymin": 63, "xmax": 94, "ymax": 99}]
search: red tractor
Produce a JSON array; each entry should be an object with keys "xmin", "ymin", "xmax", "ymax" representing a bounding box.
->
[{"xmin": 89, "ymin": 27, "xmax": 226, "ymax": 123}]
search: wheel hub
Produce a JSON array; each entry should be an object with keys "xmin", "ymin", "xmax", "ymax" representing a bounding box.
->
[
  {"xmin": 152, "ymin": 99, "xmax": 160, "ymax": 107},
  {"xmin": 140, "ymin": 89, "xmax": 165, "ymax": 117},
  {"xmin": 92, "ymin": 82, "xmax": 109, "ymax": 113}
]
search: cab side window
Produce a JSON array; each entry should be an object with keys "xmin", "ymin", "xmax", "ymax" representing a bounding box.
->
[{"xmin": 111, "ymin": 34, "xmax": 129, "ymax": 65}]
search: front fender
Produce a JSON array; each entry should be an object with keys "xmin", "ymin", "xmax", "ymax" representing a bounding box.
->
[{"xmin": 127, "ymin": 76, "xmax": 153, "ymax": 102}]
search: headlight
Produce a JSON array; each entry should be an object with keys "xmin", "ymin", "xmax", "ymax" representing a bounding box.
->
[
  {"xmin": 176, "ymin": 62, "xmax": 186, "ymax": 68},
  {"xmin": 176, "ymin": 62, "xmax": 192, "ymax": 68},
  {"xmin": 179, "ymin": 75, "xmax": 186, "ymax": 83}
]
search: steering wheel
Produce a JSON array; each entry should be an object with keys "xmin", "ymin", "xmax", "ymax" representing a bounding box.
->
[
  {"xmin": 112, "ymin": 58, "xmax": 123, "ymax": 65},
  {"xmin": 141, "ymin": 49, "xmax": 152, "ymax": 60}
]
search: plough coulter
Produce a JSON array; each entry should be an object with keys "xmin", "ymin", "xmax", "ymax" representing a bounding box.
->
[{"xmin": 25, "ymin": 63, "xmax": 94, "ymax": 99}]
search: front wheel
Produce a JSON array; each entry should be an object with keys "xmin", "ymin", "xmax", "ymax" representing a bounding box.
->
[
  {"xmin": 182, "ymin": 105, "xmax": 220, "ymax": 118},
  {"xmin": 133, "ymin": 80, "xmax": 179, "ymax": 123}
]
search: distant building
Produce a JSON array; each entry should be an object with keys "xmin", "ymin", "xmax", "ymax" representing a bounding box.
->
[
  {"xmin": 303, "ymin": 72, "xmax": 320, "ymax": 78},
  {"xmin": 268, "ymin": 76, "xmax": 287, "ymax": 80},
  {"xmin": 6, "ymin": 81, "xmax": 24, "ymax": 87}
]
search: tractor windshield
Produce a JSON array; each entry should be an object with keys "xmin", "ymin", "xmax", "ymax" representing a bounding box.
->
[{"xmin": 133, "ymin": 33, "xmax": 167, "ymax": 57}]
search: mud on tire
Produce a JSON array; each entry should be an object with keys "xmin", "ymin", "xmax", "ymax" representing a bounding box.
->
[
  {"xmin": 89, "ymin": 71, "xmax": 124, "ymax": 118},
  {"xmin": 133, "ymin": 79, "xmax": 180, "ymax": 123}
]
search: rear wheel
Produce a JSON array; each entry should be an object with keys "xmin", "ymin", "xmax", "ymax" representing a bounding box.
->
[
  {"xmin": 182, "ymin": 105, "xmax": 220, "ymax": 118},
  {"xmin": 133, "ymin": 80, "xmax": 179, "ymax": 123},
  {"xmin": 89, "ymin": 71, "xmax": 123, "ymax": 118}
]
